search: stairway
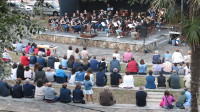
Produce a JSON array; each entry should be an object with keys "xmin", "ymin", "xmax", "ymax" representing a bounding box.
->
[{"xmin": 147, "ymin": 92, "xmax": 163, "ymax": 107}]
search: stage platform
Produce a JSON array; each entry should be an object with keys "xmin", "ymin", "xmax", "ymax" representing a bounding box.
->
[{"xmin": 35, "ymin": 30, "xmax": 170, "ymax": 51}]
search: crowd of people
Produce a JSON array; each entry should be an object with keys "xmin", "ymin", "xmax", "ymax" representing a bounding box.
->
[
  {"xmin": 48, "ymin": 8, "xmax": 165, "ymax": 39},
  {"xmin": 0, "ymin": 41, "xmax": 192, "ymax": 109}
]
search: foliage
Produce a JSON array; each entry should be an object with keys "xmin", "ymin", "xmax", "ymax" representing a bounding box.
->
[{"xmin": 0, "ymin": 1, "xmax": 44, "ymax": 79}]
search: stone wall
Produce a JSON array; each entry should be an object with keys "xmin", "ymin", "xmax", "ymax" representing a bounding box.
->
[{"xmin": 35, "ymin": 34, "xmax": 158, "ymax": 51}]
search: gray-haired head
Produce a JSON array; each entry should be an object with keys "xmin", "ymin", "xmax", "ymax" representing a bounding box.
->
[
  {"xmin": 25, "ymin": 78, "xmax": 30, "ymax": 84},
  {"xmin": 113, "ymin": 68, "xmax": 118, "ymax": 73},
  {"xmin": 155, "ymin": 50, "xmax": 159, "ymax": 54},
  {"xmin": 39, "ymin": 54, "xmax": 42, "ymax": 57},
  {"xmin": 104, "ymin": 86, "xmax": 109, "ymax": 91},
  {"xmin": 139, "ymin": 86, "xmax": 144, "ymax": 91}
]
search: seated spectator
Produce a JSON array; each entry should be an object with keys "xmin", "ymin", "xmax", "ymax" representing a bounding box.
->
[
  {"xmin": 167, "ymin": 70, "xmax": 181, "ymax": 89},
  {"xmin": 176, "ymin": 90, "xmax": 187, "ymax": 109},
  {"xmin": 72, "ymin": 84, "xmax": 85, "ymax": 103},
  {"xmin": 61, "ymin": 55, "xmax": 68, "ymax": 70},
  {"xmin": 145, "ymin": 70, "xmax": 156, "ymax": 89},
  {"xmin": 172, "ymin": 49, "xmax": 184, "ymax": 64},
  {"xmin": 0, "ymin": 78, "xmax": 12, "ymax": 97},
  {"xmin": 55, "ymin": 65, "xmax": 68, "ymax": 83},
  {"xmin": 157, "ymin": 72, "xmax": 166, "ymax": 88},
  {"xmin": 45, "ymin": 67, "xmax": 55, "ymax": 82},
  {"xmin": 98, "ymin": 58, "xmax": 107, "ymax": 72},
  {"xmin": 90, "ymin": 56, "xmax": 98, "ymax": 72},
  {"xmin": 2, "ymin": 51, "xmax": 12, "ymax": 62},
  {"xmin": 25, "ymin": 43, "xmax": 31, "ymax": 54},
  {"xmin": 67, "ymin": 46, "xmax": 74, "ymax": 60},
  {"xmin": 183, "ymin": 71, "xmax": 191, "ymax": 88},
  {"xmin": 136, "ymin": 86, "xmax": 147, "ymax": 107},
  {"xmin": 23, "ymin": 79, "xmax": 35, "ymax": 98},
  {"xmin": 126, "ymin": 58, "xmax": 138, "ymax": 75},
  {"xmin": 152, "ymin": 50, "xmax": 161, "ymax": 64},
  {"xmin": 12, "ymin": 78, "xmax": 24, "ymax": 98},
  {"xmin": 163, "ymin": 51, "xmax": 171, "ymax": 62},
  {"xmin": 184, "ymin": 88, "xmax": 191, "ymax": 108},
  {"xmin": 110, "ymin": 68, "xmax": 122, "ymax": 87},
  {"xmin": 152, "ymin": 61, "xmax": 162, "ymax": 75},
  {"xmin": 99, "ymin": 86, "xmax": 116, "ymax": 106},
  {"xmin": 16, "ymin": 41, "xmax": 25, "ymax": 54},
  {"xmin": 46, "ymin": 49, "xmax": 51, "ymax": 56},
  {"xmin": 184, "ymin": 62, "xmax": 190, "ymax": 75},
  {"xmin": 74, "ymin": 48, "xmax": 81, "ymax": 59},
  {"xmin": 82, "ymin": 58, "xmax": 90, "ymax": 71},
  {"xmin": 68, "ymin": 68, "xmax": 76, "ymax": 84},
  {"xmin": 11, "ymin": 63, "xmax": 17, "ymax": 80},
  {"xmin": 184, "ymin": 51, "xmax": 191, "ymax": 64},
  {"xmin": 123, "ymin": 48, "xmax": 133, "ymax": 63},
  {"xmin": 119, "ymin": 71, "xmax": 134, "ymax": 88},
  {"xmin": 34, "ymin": 65, "xmax": 47, "ymax": 83},
  {"xmin": 60, "ymin": 83, "xmax": 71, "ymax": 103},
  {"xmin": 44, "ymin": 82, "xmax": 60, "ymax": 102},
  {"xmin": 67, "ymin": 55, "xmax": 75, "ymax": 70},
  {"xmin": 110, "ymin": 56, "xmax": 121, "ymax": 73},
  {"xmin": 73, "ymin": 59, "xmax": 83, "ymax": 72},
  {"xmin": 161, "ymin": 90, "xmax": 176, "ymax": 109},
  {"xmin": 85, "ymin": 68, "xmax": 94, "ymax": 85},
  {"xmin": 21, "ymin": 53, "xmax": 30, "ymax": 66},
  {"xmin": 75, "ymin": 67, "xmax": 85, "ymax": 84},
  {"xmin": 17, "ymin": 63, "xmax": 25, "ymax": 80},
  {"xmin": 81, "ymin": 47, "xmax": 89, "ymax": 60},
  {"xmin": 24, "ymin": 66, "xmax": 32, "ymax": 79},
  {"xmin": 34, "ymin": 79, "xmax": 45, "ymax": 100},
  {"xmin": 172, "ymin": 63, "xmax": 179, "ymax": 73},
  {"xmin": 96, "ymin": 67, "xmax": 107, "ymax": 87},
  {"xmin": 138, "ymin": 59, "xmax": 147, "ymax": 75},
  {"xmin": 37, "ymin": 54, "xmax": 46, "ymax": 67},
  {"xmin": 47, "ymin": 54, "xmax": 55, "ymax": 69},
  {"xmin": 29, "ymin": 52, "xmax": 37, "ymax": 67},
  {"xmin": 178, "ymin": 63, "xmax": 185, "ymax": 75},
  {"xmin": 54, "ymin": 56, "xmax": 60, "ymax": 69},
  {"xmin": 161, "ymin": 58, "xmax": 172, "ymax": 74},
  {"xmin": 38, "ymin": 47, "xmax": 45, "ymax": 56},
  {"xmin": 112, "ymin": 49, "xmax": 120, "ymax": 61}
]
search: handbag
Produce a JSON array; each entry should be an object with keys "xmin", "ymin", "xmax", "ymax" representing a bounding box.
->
[{"xmin": 165, "ymin": 96, "xmax": 174, "ymax": 109}]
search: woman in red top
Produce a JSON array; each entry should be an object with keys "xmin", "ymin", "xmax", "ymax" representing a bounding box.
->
[
  {"xmin": 126, "ymin": 58, "xmax": 139, "ymax": 75},
  {"xmin": 46, "ymin": 49, "xmax": 51, "ymax": 56},
  {"xmin": 21, "ymin": 53, "xmax": 30, "ymax": 66},
  {"xmin": 34, "ymin": 46, "xmax": 39, "ymax": 55}
]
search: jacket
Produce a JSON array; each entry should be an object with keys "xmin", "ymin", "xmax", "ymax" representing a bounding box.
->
[
  {"xmin": 60, "ymin": 88, "xmax": 71, "ymax": 102},
  {"xmin": 34, "ymin": 70, "xmax": 47, "ymax": 83},
  {"xmin": 145, "ymin": 75, "xmax": 156, "ymax": 89},
  {"xmin": 72, "ymin": 89, "xmax": 84, "ymax": 102},
  {"xmin": 0, "ymin": 81, "xmax": 12, "ymax": 96},
  {"xmin": 37, "ymin": 57, "xmax": 45, "ymax": 67},
  {"xmin": 75, "ymin": 71, "xmax": 85, "ymax": 82},
  {"xmin": 127, "ymin": 60, "xmax": 138, "ymax": 73},
  {"xmin": 21, "ymin": 56, "xmax": 30, "ymax": 66},
  {"xmin": 29, "ymin": 56, "xmax": 37, "ymax": 65},
  {"xmin": 90, "ymin": 59, "xmax": 98, "ymax": 71},
  {"xmin": 96, "ymin": 72, "xmax": 107, "ymax": 86},
  {"xmin": 23, "ymin": 83, "xmax": 35, "ymax": 97},
  {"xmin": 55, "ymin": 69, "xmax": 68, "ymax": 78},
  {"xmin": 167, "ymin": 73, "xmax": 181, "ymax": 89},
  {"xmin": 47, "ymin": 56, "xmax": 55, "ymax": 68},
  {"xmin": 17, "ymin": 68, "xmax": 25, "ymax": 80},
  {"xmin": 157, "ymin": 75, "xmax": 166, "ymax": 87},
  {"xmin": 83, "ymin": 80, "xmax": 92, "ymax": 90},
  {"xmin": 99, "ymin": 90, "xmax": 115, "ymax": 106},
  {"xmin": 73, "ymin": 62, "xmax": 83, "ymax": 71},
  {"xmin": 12, "ymin": 84, "xmax": 24, "ymax": 98},
  {"xmin": 136, "ymin": 91, "xmax": 147, "ymax": 107},
  {"xmin": 110, "ymin": 59, "xmax": 121, "ymax": 72}
]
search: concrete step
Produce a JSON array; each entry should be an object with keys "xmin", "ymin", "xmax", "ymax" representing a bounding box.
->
[
  {"xmin": 147, "ymin": 92, "xmax": 163, "ymax": 95},
  {"xmin": 148, "ymin": 94, "xmax": 163, "ymax": 99},
  {"xmin": 147, "ymin": 99, "xmax": 162, "ymax": 102}
]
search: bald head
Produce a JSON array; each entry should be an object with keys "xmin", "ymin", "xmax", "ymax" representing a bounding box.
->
[
  {"xmin": 173, "ymin": 70, "xmax": 177, "ymax": 73},
  {"xmin": 25, "ymin": 78, "xmax": 30, "ymax": 84},
  {"xmin": 47, "ymin": 82, "xmax": 52, "ymax": 87}
]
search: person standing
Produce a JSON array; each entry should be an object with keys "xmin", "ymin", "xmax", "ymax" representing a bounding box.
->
[
  {"xmin": 83, "ymin": 75, "xmax": 94, "ymax": 103},
  {"xmin": 136, "ymin": 86, "xmax": 147, "ymax": 107}
]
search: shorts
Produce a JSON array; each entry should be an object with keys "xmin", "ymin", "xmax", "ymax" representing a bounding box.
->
[{"xmin": 83, "ymin": 89, "xmax": 93, "ymax": 95}]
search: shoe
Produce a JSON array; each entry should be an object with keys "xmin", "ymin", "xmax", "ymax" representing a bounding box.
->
[
  {"xmin": 106, "ymin": 34, "xmax": 109, "ymax": 37},
  {"xmin": 117, "ymin": 36, "xmax": 120, "ymax": 38}
]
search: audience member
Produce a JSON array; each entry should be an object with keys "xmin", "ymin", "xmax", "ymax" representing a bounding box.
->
[
  {"xmin": 172, "ymin": 63, "xmax": 179, "ymax": 73},
  {"xmin": 60, "ymin": 83, "xmax": 71, "ymax": 103},
  {"xmin": 163, "ymin": 50, "xmax": 171, "ymax": 62},
  {"xmin": 75, "ymin": 67, "xmax": 85, "ymax": 84},
  {"xmin": 138, "ymin": 59, "xmax": 147, "ymax": 75},
  {"xmin": 11, "ymin": 63, "xmax": 17, "ymax": 80},
  {"xmin": 184, "ymin": 51, "xmax": 191, "ymax": 64},
  {"xmin": 157, "ymin": 72, "xmax": 166, "ymax": 88},
  {"xmin": 184, "ymin": 62, "xmax": 190, "ymax": 75},
  {"xmin": 81, "ymin": 47, "xmax": 89, "ymax": 60},
  {"xmin": 16, "ymin": 41, "xmax": 25, "ymax": 53},
  {"xmin": 74, "ymin": 48, "xmax": 81, "ymax": 59},
  {"xmin": 12, "ymin": 78, "xmax": 24, "ymax": 98},
  {"xmin": 67, "ymin": 46, "xmax": 74, "ymax": 60},
  {"xmin": 152, "ymin": 61, "xmax": 162, "ymax": 75},
  {"xmin": 68, "ymin": 68, "xmax": 76, "ymax": 84},
  {"xmin": 21, "ymin": 53, "xmax": 30, "ymax": 66},
  {"xmin": 161, "ymin": 58, "xmax": 172, "ymax": 74},
  {"xmin": 32, "ymin": 63, "xmax": 39, "ymax": 80},
  {"xmin": 2, "ymin": 51, "xmax": 12, "ymax": 62},
  {"xmin": 0, "ymin": 78, "xmax": 12, "ymax": 97},
  {"xmin": 126, "ymin": 58, "xmax": 138, "ymax": 75},
  {"xmin": 54, "ymin": 56, "xmax": 60, "ymax": 69},
  {"xmin": 47, "ymin": 54, "xmax": 55, "ymax": 69},
  {"xmin": 172, "ymin": 49, "xmax": 184, "ymax": 64},
  {"xmin": 37, "ymin": 54, "xmax": 46, "ymax": 67},
  {"xmin": 34, "ymin": 79, "xmax": 45, "ymax": 100},
  {"xmin": 184, "ymin": 88, "xmax": 191, "ymax": 108},
  {"xmin": 72, "ymin": 84, "xmax": 85, "ymax": 103},
  {"xmin": 183, "ymin": 71, "xmax": 191, "ymax": 89},
  {"xmin": 23, "ymin": 79, "xmax": 35, "ymax": 98},
  {"xmin": 83, "ymin": 75, "xmax": 94, "ymax": 103},
  {"xmin": 98, "ymin": 58, "xmax": 107, "ymax": 72},
  {"xmin": 161, "ymin": 90, "xmax": 176, "ymax": 109},
  {"xmin": 145, "ymin": 70, "xmax": 156, "ymax": 89},
  {"xmin": 82, "ymin": 58, "xmax": 90, "ymax": 71},
  {"xmin": 25, "ymin": 43, "xmax": 31, "ymax": 54},
  {"xmin": 24, "ymin": 66, "xmax": 32, "ymax": 79},
  {"xmin": 112, "ymin": 49, "xmax": 120, "ymax": 61},
  {"xmin": 110, "ymin": 68, "xmax": 122, "ymax": 87},
  {"xmin": 45, "ymin": 67, "xmax": 55, "ymax": 82},
  {"xmin": 73, "ymin": 59, "xmax": 83, "ymax": 71},
  {"xmin": 176, "ymin": 90, "xmax": 187, "ymax": 109},
  {"xmin": 67, "ymin": 55, "xmax": 75, "ymax": 70},
  {"xmin": 34, "ymin": 65, "xmax": 47, "ymax": 83},
  {"xmin": 123, "ymin": 48, "xmax": 133, "ymax": 63},
  {"xmin": 85, "ymin": 68, "xmax": 94, "ymax": 85},
  {"xmin": 152, "ymin": 50, "xmax": 161, "ymax": 64},
  {"xmin": 46, "ymin": 49, "xmax": 51, "ymax": 56},
  {"xmin": 136, "ymin": 86, "xmax": 147, "ymax": 107},
  {"xmin": 17, "ymin": 63, "xmax": 25, "ymax": 80},
  {"xmin": 55, "ymin": 65, "xmax": 68, "ymax": 83},
  {"xmin": 167, "ymin": 70, "xmax": 181, "ymax": 89},
  {"xmin": 177, "ymin": 63, "xmax": 185, "ymax": 75},
  {"xmin": 99, "ymin": 86, "xmax": 116, "ymax": 106},
  {"xmin": 96, "ymin": 67, "xmax": 107, "ymax": 87},
  {"xmin": 119, "ymin": 71, "xmax": 134, "ymax": 88},
  {"xmin": 61, "ymin": 55, "xmax": 68, "ymax": 70},
  {"xmin": 29, "ymin": 52, "xmax": 37, "ymax": 67},
  {"xmin": 110, "ymin": 56, "xmax": 121, "ymax": 73},
  {"xmin": 90, "ymin": 56, "xmax": 99, "ymax": 72},
  {"xmin": 44, "ymin": 82, "xmax": 60, "ymax": 102}
]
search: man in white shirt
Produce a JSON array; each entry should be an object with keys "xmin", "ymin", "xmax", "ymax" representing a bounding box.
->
[{"xmin": 183, "ymin": 71, "xmax": 191, "ymax": 88}]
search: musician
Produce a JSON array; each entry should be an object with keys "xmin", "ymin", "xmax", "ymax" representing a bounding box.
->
[
  {"xmin": 76, "ymin": 10, "xmax": 80, "ymax": 17},
  {"xmin": 83, "ymin": 10, "xmax": 87, "ymax": 17},
  {"xmin": 60, "ymin": 17, "xmax": 69, "ymax": 32},
  {"xmin": 71, "ymin": 18, "xmax": 80, "ymax": 33}
]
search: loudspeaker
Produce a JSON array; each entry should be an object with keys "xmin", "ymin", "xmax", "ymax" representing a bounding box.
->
[{"xmin": 140, "ymin": 27, "xmax": 147, "ymax": 38}]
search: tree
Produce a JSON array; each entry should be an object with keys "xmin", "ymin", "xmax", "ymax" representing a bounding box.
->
[{"xmin": 0, "ymin": 1, "xmax": 43, "ymax": 78}]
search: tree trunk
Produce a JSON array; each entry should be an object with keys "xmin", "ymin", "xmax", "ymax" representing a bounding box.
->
[
  {"xmin": 190, "ymin": 45, "xmax": 200, "ymax": 112},
  {"xmin": 40, "ymin": 0, "xmax": 44, "ymax": 19}
]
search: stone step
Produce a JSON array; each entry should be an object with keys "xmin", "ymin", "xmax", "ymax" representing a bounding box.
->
[
  {"xmin": 147, "ymin": 99, "xmax": 162, "ymax": 102},
  {"xmin": 148, "ymin": 94, "xmax": 163, "ymax": 99},
  {"xmin": 147, "ymin": 92, "xmax": 163, "ymax": 95}
]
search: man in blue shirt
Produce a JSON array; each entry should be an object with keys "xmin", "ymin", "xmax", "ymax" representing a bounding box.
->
[
  {"xmin": 90, "ymin": 56, "xmax": 99, "ymax": 72},
  {"xmin": 55, "ymin": 65, "xmax": 68, "ymax": 83},
  {"xmin": 0, "ymin": 78, "xmax": 12, "ymax": 97},
  {"xmin": 23, "ymin": 79, "xmax": 35, "ymax": 98},
  {"xmin": 75, "ymin": 67, "xmax": 85, "ymax": 83},
  {"xmin": 16, "ymin": 41, "xmax": 25, "ymax": 53},
  {"xmin": 184, "ymin": 88, "xmax": 191, "ymax": 107},
  {"xmin": 37, "ymin": 54, "xmax": 46, "ymax": 67}
]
